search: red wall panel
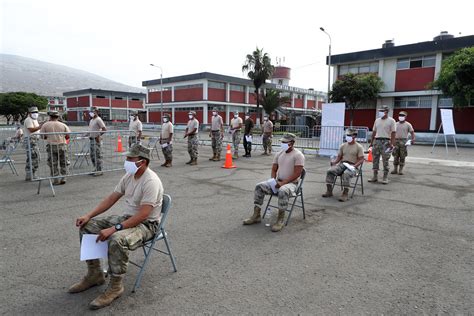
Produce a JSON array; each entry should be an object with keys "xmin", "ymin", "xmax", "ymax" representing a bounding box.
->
[
  {"xmin": 149, "ymin": 91, "xmax": 172, "ymax": 103},
  {"xmin": 111, "ymin": 99, "xmax": 127, "ymax": 108},
  {"xmin": 344, "ymin": 109, "xmax": 377, "ymax": 128},
  {"xmin": 393, "ymin": 108, "xmax": 431, "ymax": 131},
  {"xmin": 294, "ymin": 99, "xmax": 304, "ymax": 108},
  {"xmin": 92, "ymin": 98, "xmax": 109, "ymax": 107},
  {"xmin": 249, "ymin": 92, "xmax": 257, "ymax": 104},
  {"xmin": 67, "ymin": 97, "xmax": 78, "ymax": 108},
  {"xmin": 207, "ymin": 112, "xmax": 227, "ymax": 127},
  {"xmin": 67, "ymin": 111, "xmax": 77, "ymax": 121},
  {"xmin": 149, "ymin": 112, "xmax": 161, "ymax": 123},
  {"xmin": 435, "ymin": 107, "xmax": 474, "ymax": 133},
  {"xmin": 230, "ymin": 91, "xmax": 245, "ymax": 103},
  {"xmin": 77, "ymin": 96, "xmax": 90, "ymax": 107},
  {"xmin": 128, "ymin": 100, "xmax": 144, "ymax": 109},
  {"xmin": 317, "ymin": 101, "xmax": 324, "ymax": 109},
  {"xmin": 395, "ymin": 68, "xmax": 435, "ymax": 92},
  {"xmin": 307, "ymin": 100, "xmax": 316, "ymax": 109},
  {"xmin": 174, "ymin": 88, "xmax": 203, "ymax": 102},
  {"xmin": 174, "ymin": 110, "xmax": 204, "ymax": 124},
  {"xmin": 208, "ymin": 88, "xmax": 226, "ymax": 101}
]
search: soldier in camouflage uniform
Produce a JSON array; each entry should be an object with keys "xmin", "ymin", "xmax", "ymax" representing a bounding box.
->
[
  {"xmin": 391, "ymin": 111, "xmax": 415, "ymax": 175},
  {"xmin": 69, "ymin": 144, "xmax": 164, "ymax": 310},
  {"xmin": 262, "ymin": 114, "xmax": 273, "ymax": 155},
  {"xmin": 184, "ymin": 111, "xmax": 199, "ymax": 165},
  {"xmin": 24, "ymin": 106, "xmax": 42, "ymax": 181},
  {"xmin": 209, "ymin": 110, "xmax": 224, "ymax": 161},
  {"xmin": 160, "ymin": 113, "xmax": 174, "ymax": 167},
  {"xmin": 88, "ymin": 107, "xmax": 107, "ymax": 176},
  {"xmin": 230, "ymin": 111, "xmax": 243, "ymax": 159},
  {"xmin": 40, "ymin": 111, "xmax": 71, "ymax": 185}
]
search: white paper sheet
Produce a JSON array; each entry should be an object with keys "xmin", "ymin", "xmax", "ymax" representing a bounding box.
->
[
  {"xmin": 245, "ymin": 135, "xmax": 252, "ymax": 142},
  {"xmin": 80, "ymin": 234, "xmax": 108, "ymax": 261},
  {"xmin": 342, "ymin": 162, "xmax": 356, "ymax": 172},
  {"xmin": 266, "ymin": 178, "xmax": 279, "ymax": 194},
  {"xmin": 405, "ymin": 139, "xmax": 412, "ymax": 146},
  {"xmin": 161, "ymin": 143, "xmax": 168, "ymax": 148}
]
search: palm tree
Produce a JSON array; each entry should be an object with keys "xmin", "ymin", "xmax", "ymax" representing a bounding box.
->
[
  {"xmin": 242, "ymin": 47, "xmax": 275, "ymax": 125},
  {"xmin": 261, "ymin": 89, "xmax": 291, "ymax": 115}
]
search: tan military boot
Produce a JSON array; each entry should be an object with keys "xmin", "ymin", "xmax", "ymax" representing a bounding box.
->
[
  {"xmin": 382, "ymin": 172, "xmax": 389, "ymax": 184},
  {"xmin": 185, "ymin": 159, "xmax": 193, "ymax": 165},
  {"xmin": 68, "ymin": 259, "xmax": 105, "ymax": 293},
  {"xmin": 368, "ymin": 170, "xmax": 378, "ymax": 183},
  {"xmin": 391, "ymin": 165, "xmax": 398, "ymax": 174},
  {"xmin": 339, "ymin": 188, "xmax": 349, "ymax": 202},
  {"xmin": 322, "ymin": 184, "xmax": 333, "ymax": 197},
  {"xmin": 89, "ymin": 275, "xmax": 124, "ymax": 310},
  {"xmin": 161, "ymin": 160, "xmax": 168, "ymax": 166},
  {"xmin": 209, "ymin": 153, "xmax": 216, "ymax": 161},
  {"xmin": 243, "ymin": 205, "xmax": 261, "ymax": 225},
  {"xmin": 271, "ymin": 210, "xmax": 286, "ymax": 232},
  {"xmin": 213, "ymin": 154, "xmax": 221, "ymax": 161},
  {"xmin": 165, "ymin": 160, "xmax": 172, "ymax": 167},
  {"xmin": 189, "ymin": 158, "xmax": 197, "ymax": 166},
  {"xmin": 398, "ymin": 165, "xmax": 404, "ymax": 175}
]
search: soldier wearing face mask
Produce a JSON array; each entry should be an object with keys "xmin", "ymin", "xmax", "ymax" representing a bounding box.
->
[
  {"xmin": 261, "ymin": 115, "xmax": 273, "ymax": 155},
  {"xmin": 128, "ymin": 110, "xmax": 142, "ymax": 148},
  {"xmin": 243, "ymin": 112, "xmax": 254, "ymax": 157},
  {"xmin": 24, "ymin": 106, "xmax": 42, "ymax": 181},
  {"xmin": 184, "ymin": 111, "xmax": 199, "ymax": 165},
  {"xmin": 230, "ymin": 111, "xmax": 243, "ymax": 159},
  {"xmin": 160, "ymin": 113, "xmax": 174, "ymax": 167},
  {"xmin": 368, "ymin": 105, "xmax": 396, "ymax": 184},
  {"xmin": 391, "ymin": 111, "xmax": 415, "ymax": 175},
  {"xmin": 88, "ymin": 107, "xmax": 107, "ymax": 176},
  {"xmin": 322, "ymin": 129, "xmax": 364, "ymax": 202},
  {"xmin": 209, "ymin": 110, "xmax": 224, "ymax": 161}
]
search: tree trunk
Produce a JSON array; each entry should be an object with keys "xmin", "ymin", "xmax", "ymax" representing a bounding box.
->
[
  {"xmin": 255, "ymin": 88, "xmax": 261, "ymax": 127},
  {"xmin": 350, "ymin": 107, "xmax": 354, "ymax": 127}
]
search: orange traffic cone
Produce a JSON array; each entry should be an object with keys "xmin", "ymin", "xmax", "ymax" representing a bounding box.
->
[
  {"xmin": 115, "ymin": 134, "xmax": 124, "ymax": 152},
  {"xmin": 222, "ymin": 144, "xmax": 236, "ymax": 169},
  {"xmin": 366, "ymin": 147, "xmax": 373, "ymax": 162}
]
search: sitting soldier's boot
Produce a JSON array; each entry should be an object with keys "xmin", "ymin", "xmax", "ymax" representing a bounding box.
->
[
  {"xmin": 243, "ymin": 205, "xmax": 261, "ymax": 225},
  {"xmin": 189, "ymin": 158, "xmax": 198, "ymax": 166},
  {"xmin": 391, "ymin": 165, "xmax": 398, "ymax": 174},
  {"xmin": 213, "ymin": 154, "xmax": 221, "ymax": 161},
  {"xmin": 339, "ymin": 188, "xmax": 349, "ymax": 202},
  {"xmin": 271, "ymin": 210, "xmax": 286, "ymax": 232},
  {"xmin": 89, "ymin": 275, "xmax": 124, "ymax": 310},
  {"xmin": 382, "ymin": 172, "xmax": 389, "ymax": 184},
  {"xmin": 209, "ymin": 153, "xmax": 216, "ymax": 161},
  {"xmin": 368, "ymin": 170, "xmax": 378, "ymax": 182},
  {"xmin": 398, "ymin": 165, "xmax": 405, "ymax": 175},
  {"xmin": 68, "ymin": 259, "xmax": 105, "ymax": 293},
  {"xmin": 322, "ymin": 184, "xmax": 333, "ymax": 197}
]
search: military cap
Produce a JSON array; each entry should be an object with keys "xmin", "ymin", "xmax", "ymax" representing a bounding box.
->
[
  {"xmin": 163, "ymin": 113, "xmax": 171, "ymax": 118},
  {"xmin": 125, "ymin": 143, "xmax": 150, "ymax": 160},
  {"xmin": 345, "ymin": 128, "xmax": 358, "ymax": 136},
  {"xmin": 188, "ymin": 111, "xmax": 196, "ymax": 115},
  {"xmin": 130, "ymin": 110, "xmax": 138, "ymax": 115},
  {"xmin": 399, "ymin": 111, "xmax": 408, "ymax": 116},
  {"xmin": 280, "ymin": 132, "xmax": 296, "ymax": 142},
  {"xmin": 48, "ymin": 110, "xmax": 60, "ymax": 117},
  {"xmin": 379, "ymin": 105, "xmax": 390, "ymax": 111},
  {"xmin": 90, "ymin": 107, "xmax": 98, "ymax": 112},
  {"xmin": 28, "ymin": 106, "xmax": 39, "ymax": 113}
]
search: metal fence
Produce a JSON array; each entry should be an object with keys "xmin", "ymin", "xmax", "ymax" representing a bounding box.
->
[{"xmin": 0, "ymin": 127, "xmax": 19, "ymax": 150}]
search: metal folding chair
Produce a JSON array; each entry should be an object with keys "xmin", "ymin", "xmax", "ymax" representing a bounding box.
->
[
  {"xmin": 130, "ymin": 194, "xmax": 177, "ymax": 292},
  {"xmin": 0, "ymin": 142, "xmax": 19, "ymax": 175},
  {"xmin": 262, "ymin": 168, "xmax": 306, "ymax": 226},
  {"xmin": 146, "ymin": 137, "xmax": 161, "ymax": 160},
  {"xmin": 333, "ymin": 162, "xmax": 364, "ymax": 198}
]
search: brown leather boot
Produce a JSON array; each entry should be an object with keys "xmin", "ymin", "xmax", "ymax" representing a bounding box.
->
[
  {"xmin": 209, "ymin": 153, "xmax": 216, "ymax": 161},
  {"xmin": 213, "ymin": 154, "xmax": 221, "ymax": 161},
  {"xmin": 161, "ymin": 160, "xmax": 168, "ymax": 167},
  {"xmin": 271, "ymin": 210, "xmax": 286, "ymax": 232},
  {"xmin": 185, "ymin": 159, "xmax": 193, "ymax": 165},
  {"xmin": 189, "ymin": 158, "xmax": 197, "ymax": 166},
  {"xmin": 89, "ymin": 275, "xmax": 124, "ymax": 310},
  {"xmin": 391, "ymin": 165, "xmax": 398, "ymax": 174},
  {"xmin": 165, "ymin": 160, "xmax": 172, "ymax": 167},
  {"xmin": 322, "ymin": 184, "xmax": 333, "ymax": 197},
  {"xmin": 382, "ymin": 172, "xmax": 389, "ymax": 184},
  {"xmin": 243, "ymin": 205, "xmax": 261, "ymax": 225},
  {"xmin": 68, "ymin": 260, "xmax": 105, "ymax": 293},
  {"xmin": 339, "ymin": 188, "xmax": 349, "ymax": 202},
  {"xmin": 398, "ymin": 165, "xmax": 404, "ymax": 175},
  {"xmin": 368, "ymin": 170, "xmax": 378, "ymax": 182}
]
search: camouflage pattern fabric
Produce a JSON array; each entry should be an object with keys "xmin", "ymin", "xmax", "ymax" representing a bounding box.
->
[
  {"xmin": 263, "ymin": 134, "xmax": 272, "ymax": 153},
  {"xmin": 187, "ymin": 134, "xmax": 198, "ymax": 159},
  {"xmin": 326, "ymin": 163, "xmax": 357, "ymax": 188},
  {"xmin": 392, "ymin": 139, "xmax": 408, "ymax": 166},
  {"xmin": 232, "ymin": 130, "xmax": 241, "ymax": 155},
  {"xmin": 254, "ymin": 181, "xmax": 297, "ymax": 211},
  {"xmin": 25, "ymin": 138, "xmax": 39, "ymax": 177},
  {"xmin": 372, "ymin": 138, "xmax": 391, "ymax": 172},
  {"xmin": 162, "ymin": 143, "xmax": 173, "ymax": 161},
  {"xmin": 46, "ymin": 143, "xmax": 68, "ymax": 179},
  {"xmin": 211, "ymin": 130, "xmax": 222, "ymax": 156},
  {"xmin": 90, "ymin": 139, "xmax": 102, "ymax": 171}
]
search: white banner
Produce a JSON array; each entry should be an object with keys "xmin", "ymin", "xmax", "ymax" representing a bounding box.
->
[
  {"xmin": 440, "ymin": 109, "xmax": 456, "ymax": 135},
  {"xmin": 319, "ymin": 103, "xmax": 345, "ymax": 156}
]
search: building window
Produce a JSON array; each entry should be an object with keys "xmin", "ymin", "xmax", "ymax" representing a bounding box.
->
[
  {"xmin": 130, "ymin": 98, "xmax": 142, "ymax": 101},
  {"xmin": 338, "ymin": 62, "xmax": 379, "ymax": 76},
  {"xmin": 98, "ymin": 109, "xmax": 111, "ymax": 121},
  {"xmin": 208, "ymin": 105, "xmax": 225, "ymax": 111},
  {"xmin": 95, "ymin": 95, "xmax": 106, "ymax": 99},
  {"xmin": 174, "ymin": 84, "xmax": 203, "ymax": 90},
  {"xmin": 208, "ymin": 81, "xmax": 226, "ymax": 89},
  {"xmin": 394, "ymin": 96, "xmax": 432, "ymax": 108},
  {"xmin": 230, "ymin": 84, "xmax": 244, "ymax": 92},
  {"xmin": 438, "ymin": 96, "xmax": 453, "ymax": 108},
  {"xmin": 397, "ymin": 55, "xmax": 436, "ymax": 70},
  {"xmin": 114, "ymin": 97, "xmax": 123, "ymax": 100}
]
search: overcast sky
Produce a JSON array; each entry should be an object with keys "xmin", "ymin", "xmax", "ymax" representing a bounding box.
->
[{"xmin": 2, "ymin": 0, "xmax": 473, "ymax": 92}]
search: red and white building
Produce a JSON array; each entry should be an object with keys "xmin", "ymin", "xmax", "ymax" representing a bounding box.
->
[
  {"xmin": 329, "ymin": 32, "xmax": 474, "ymax": 133},
  {"xmin": 47, "ymin": 96, "xmax": 66, "ymax": 113},
  {"xmin": 63, "ymin": 89, "xmax": 146, "ymax": 122},
  {"xmin": 142, "ymin": 70, "xmax": 326, "ymax": 125}
]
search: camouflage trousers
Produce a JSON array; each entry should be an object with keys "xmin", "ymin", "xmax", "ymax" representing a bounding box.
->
[
  {"xmin": 392, "ymin": 139, "xmax": 408, "ymax": 166},
  {"xmin": 326, "ymin": 163, "xmax": 357, "ymax": 188},
  {"xmin": 211, "ymin": 131, "xmax": 222, "ymax": 155},
  {"xmin": 232, "ymin": 131, "xmax": 241, "ymax": 155},
  {"xmin": 128, "ymin": 136, "xmax": 139, "ymax": 148},
  {"xmin": 46, "ymin": 143, "xmax": 68, "ymax": 179},
  {"xmin": 254, "ymin": 181, "xmax": 297, "ymax": 211},
  {"xmin": 89, "ymin": 139, "xmax": 102, "ymax": 171},
  {"xmin": 25, "ymin": 139, "xmax": 39, "ymax": 175},
  {"xmin": 80, "ymin": 215, "xmax": 159, "ymax": 275},
  {"xmin": 372, "ymin": 138, "xmax": 391, "ymax": 173},
  {"xmin": 262, "ymin": 134, "xmax": 272, "ymax": 153},
  {"xmin": 187, "ymin": 134, "xmax": 198, "ymax": 159},
  {"xmin": 162, "ymin": 143, "xmax": 173, "ymax": 161}
]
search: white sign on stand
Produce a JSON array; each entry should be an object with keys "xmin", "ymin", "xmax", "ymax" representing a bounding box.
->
[
  {"xmin": 431, "ymin": 109, "xmax": 459, "ymax": 154},
  {"xmin": 319, "ymin": 103, "xmax": 346, "ymax": 157}
]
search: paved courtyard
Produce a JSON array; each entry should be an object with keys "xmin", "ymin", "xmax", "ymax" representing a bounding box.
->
[{"xmin": 1, "ymin": 142, "xmax": 473, "ymax": 315}]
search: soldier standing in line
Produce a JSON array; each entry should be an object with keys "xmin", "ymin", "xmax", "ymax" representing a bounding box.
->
[
  {"xmin": 243, "ymin": 112, "xmax": 254, "ymax": 158},
  {"xmin": 209, "ymin": 109, "xmax": 224, "ymax": 161},
  {"xmin": 230, "ymin": 111, "xmax": 243, "ymax": 159},
  {"xmin": 368, "ymin": 105, "xmax": 396, "ymax": 184},
  {"xmin": 261, "ymin": 114, "xmax": 274, "ymax": 155},
  {"xmin": 160, "ymin": 113, "xmax": 174, "ymax": 167},
  {"xmin": 40, "ymin": 111, "xmax": 71, "ymax": 185},
  {"xmin": 184, "ymin": 111, "xmax": 199, "ymax": 166},
  {"xmin": 88, "ymin": 107, "xmax": 107, "ymax": 176},
  {"xmin": 24, "ymin": 106, "xmax": 42, "ymax": 181},
  {"xmin": 391, "ymin": 111, "xmax": 415, "ymax": 175},
  {"xmin": 128, "ymin": 110, "xmax": 143, "ymax": 148}
]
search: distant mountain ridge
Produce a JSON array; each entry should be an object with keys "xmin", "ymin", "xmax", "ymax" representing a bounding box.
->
[{"xmin": 0, "ymin": 54, "xmax": 144, "ymax": 96}]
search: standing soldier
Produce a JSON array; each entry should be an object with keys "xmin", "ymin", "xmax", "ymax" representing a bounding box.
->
[
  {"xmin": 262, "ymin": 114, "xmax": 273, "ymax": 155},
  {"xmin": 160, "ymin": 113, "xmax": 173, "ymax": 167},
  {"xmin": 230, "ymin": 111, "xmax": 243, "ymax": 159},
  {"xmin": 392, "ymin": 111, "xmax": 415, "ymax": 175},
  {"xmin": 24, "ymin": 106, "xmax": 42, "ymax": 181},
  {"xmin": 128, "ymin": 110, "xmax": 142, "ymax": 148},
  {"xmin": 243, "ymin": 112, "xmax": 254, "ymax": 157},
  {"xmin": 184, "ymin": 111, "xmax": 199, "ymax": 165},
  {"xmin": 40, "ymin": 111, "xmax": 71, "ymax": 185},
  {"xmin": 209, "ymin": 109, "xmax": 224, "ymax": 161},
  {"xmin": 88, "ymin": 107, "xmax": 107, "ymax": 176},
  {"xmin": 368, "ymin": 105, "xmax": 396, "ymax": 184}
]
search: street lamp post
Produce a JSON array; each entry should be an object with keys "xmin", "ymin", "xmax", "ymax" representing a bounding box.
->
[
  {"xmin": 320, "ymin": 27, "xmax": 332, "ymax": 103},
  {"xmin": 149, "ymin": 64, "xmax": 164, "ymax": 121}
]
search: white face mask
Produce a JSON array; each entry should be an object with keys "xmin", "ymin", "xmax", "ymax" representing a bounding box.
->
[
  {"xmin": 378, "ymin": 111, "xmax": 385, "ymax": 118},
  {"xmin": 346, "ymin": 135, "xmax": 354, "ymax": 142},
  {"xmin": 130, "ymin": 116, "xmax": 135, "ymax": 121},
  {"xmin": 234, "ymin": 114, "xmax": 239, "ymax": 118},
  {"xmin": 124, "ymin": 160, "xmax": 142, "ymax": 175},
  {"xmin": 188, "ymin": 115, "xmax": 193, "ymax": 120},
  {"xmin": 212, "ymin": 112, "xmax": 217, "ymax": 116},
  {"xmin": 245, "ymin": 116, "xmax": 250, "ymax": 120},
  {"xmin": 281, "ymin": 143, "xmax": 289, "ymax": 151},
  {"xmin": 398, "ymin": 116, "xmax": 406, "ymax": 122},
  {"xmin": 89, "ymin": 112, "xmax": 95, "ymax": 118},
  {"xmin": 263, "ymin": 117, "xmax": 268, "ymax": 121},
  {"xmin": 163, "ymin": 118, "xmax": 169, "ymax": 123},
  {"xmin": 31, "ymin": 113, "xmax": 39, "ymax": 119}
]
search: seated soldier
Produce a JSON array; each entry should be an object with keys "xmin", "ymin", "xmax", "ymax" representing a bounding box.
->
[
  {"xmin": 322, "ymin": 128, "xmax": 364, "ymax": 202},
  {"xmin": 243, "ymin": 133, "xmax": 305, "ymax": 232}
]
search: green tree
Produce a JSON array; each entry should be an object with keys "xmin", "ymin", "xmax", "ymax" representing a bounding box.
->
[
  {"xmin": 433, "ymin": 47, "xmax": 474, "ymax": 107},
  {"xmin": 330, "ymin": 73, "xmax": 384, "ymax": 126},
  {"xmin": 0, "ymin": 92, "xmax": 48, "ymax": 124},
  {"xmin": 261, "ymin": 89, "xmax": 291, "ymax": 115},
  {"xmin": 242, "ymin": 47, "xmax": 275, "ymax": 125}
]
